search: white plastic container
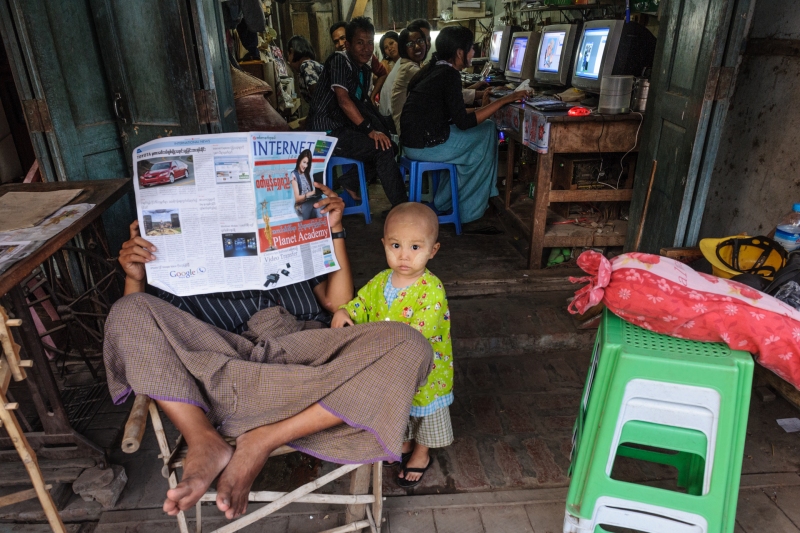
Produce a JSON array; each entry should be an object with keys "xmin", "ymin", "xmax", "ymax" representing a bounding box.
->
[{"xmin": 774, "ymin": 203, "xmax": 800, "ymax": 252}]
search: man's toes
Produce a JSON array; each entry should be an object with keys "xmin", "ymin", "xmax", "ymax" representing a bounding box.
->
[
  {"xmin": 216, "ymin": 489, "xmax": 232, "ymax": 512},
  {"xmin": 163, "ymin": 498, "xmax": 180, "ymax": 515},
  {"xmin": 166, "ymin": 484, "xmax": 192, "ymax": 506}
]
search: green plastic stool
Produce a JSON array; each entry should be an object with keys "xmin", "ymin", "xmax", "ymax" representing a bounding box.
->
[{"xmin": 565, "ymin": 309, "xmax": 753, "ymax": 533}]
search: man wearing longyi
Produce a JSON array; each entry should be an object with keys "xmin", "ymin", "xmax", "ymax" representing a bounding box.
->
[{"xmin": 104, "ymin": 181, "xmax": 432, "ymax": 519}]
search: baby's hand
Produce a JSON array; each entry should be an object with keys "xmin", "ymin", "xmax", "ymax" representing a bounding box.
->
[{"xmin": 331, "ymin": 309, "xmax": 354, "ymax": 328}]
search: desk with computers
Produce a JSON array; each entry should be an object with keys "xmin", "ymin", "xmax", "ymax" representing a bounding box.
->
[
  {"xmin": 484, "ymin": 19, "xmax": 655, "ymax": 110},
  {"xmin": 485, "ymin": 19, "xmax": 655, "ymax": 268}
]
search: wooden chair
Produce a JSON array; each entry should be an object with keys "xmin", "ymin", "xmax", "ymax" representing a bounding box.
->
[
  {"xmin": 122, "ymin": 394, "xmax": 384, "ymax": 533},
  {"xmin": 0, "ymin": 305, "xmax": 66, "ymax": 532}
]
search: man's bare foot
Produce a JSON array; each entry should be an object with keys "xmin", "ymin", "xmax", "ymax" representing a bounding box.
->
[
  {"xmin": 164, "ymin": 431, "xmax": 233, "ymax": 516},
  {"xmin": 216, "ymin": 428, "xmax": 277, "ymax": 519}
]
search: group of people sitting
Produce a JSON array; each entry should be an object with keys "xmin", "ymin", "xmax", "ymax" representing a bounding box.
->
[{"xmin": 284, "ymin": 17, "xmax": 527, "ymax": 223}]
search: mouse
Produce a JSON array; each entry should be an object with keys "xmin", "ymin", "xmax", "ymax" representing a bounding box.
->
[{"xmin": 568, "ymin": 106, "xmax": 592, "ymax": 117}]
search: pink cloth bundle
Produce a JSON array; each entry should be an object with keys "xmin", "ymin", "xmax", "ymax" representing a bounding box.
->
[{"xmin": 570, "ymin": 251, "xmax": 800, "ymax": 390}]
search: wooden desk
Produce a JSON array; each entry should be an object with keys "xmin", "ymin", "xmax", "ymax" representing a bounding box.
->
[
  {"xmin": 495, "ymin": 105, "xmax": 642, "ymax": 268},
  {"xmin": 0, "ymin": 179, "xmax": 131, "ymax": 462}
]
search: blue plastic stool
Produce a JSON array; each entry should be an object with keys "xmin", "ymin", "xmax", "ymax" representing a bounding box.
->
[
  {"xmin": 399, "ymin": 157, "xmax": 462, "ymax": 235},
  {"xmin": 325, "ymin": 157, "xmax": 371, "ymax": 224}
]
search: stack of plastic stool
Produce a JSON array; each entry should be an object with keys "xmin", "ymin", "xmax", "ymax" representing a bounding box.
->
[
  {"xmin": 399, "ymin": 156, "xmax": 461, "ymax": 235},
  {"xmin": 565, "ymin": 309, "xmax": 753, "ymax": 533},
  {"xmin": 326, "ymin": 156, "xmax": 371, "ymax": 224}
]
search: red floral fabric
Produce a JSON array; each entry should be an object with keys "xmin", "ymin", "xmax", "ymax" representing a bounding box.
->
[{"xmin": 570, "ymin": 251, "xmax": 800, "ymax": 390}]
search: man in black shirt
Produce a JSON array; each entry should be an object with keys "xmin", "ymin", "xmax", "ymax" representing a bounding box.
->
[{"xmin": 308, "ymin": 17, "xmax": 406, "ymax": 207}]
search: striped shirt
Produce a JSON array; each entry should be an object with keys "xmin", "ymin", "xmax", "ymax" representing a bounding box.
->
[
  {"xmin": 307, "ymin": 51, "xmax": 371, "ymax": 132},
  {"xmin": 148, "ymin": 278, "xmax": 329, "ymax": 333}
]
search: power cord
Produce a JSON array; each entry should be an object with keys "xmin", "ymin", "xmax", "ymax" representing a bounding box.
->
[{"xmin": 616, "ymin": 111, "xmax": 644, "ymax": 188}]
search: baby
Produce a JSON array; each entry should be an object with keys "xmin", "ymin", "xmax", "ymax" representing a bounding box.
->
[{"xmin": 332, "ymin": 203, "xmax": 453, "ymax": 488}]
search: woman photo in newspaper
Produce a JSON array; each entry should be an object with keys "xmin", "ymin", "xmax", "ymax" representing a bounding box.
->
[{"xmin": 291, "ymin": 149, "xmax": 322, "ymax": 221}]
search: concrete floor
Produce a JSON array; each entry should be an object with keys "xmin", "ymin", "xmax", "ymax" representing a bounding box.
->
[{"xmin": 2, "ymin": 186, "xmax": 800, "ymax": 532}]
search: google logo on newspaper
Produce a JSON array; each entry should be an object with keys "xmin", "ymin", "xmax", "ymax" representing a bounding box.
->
[{"xmin": 170, "ymin": 267, "xmax": 207, "ymax": 278}]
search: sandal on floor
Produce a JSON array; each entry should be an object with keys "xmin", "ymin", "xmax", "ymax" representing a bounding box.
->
[
  {"xmin": 384, "ymin": 451, "xmax": 412, "ymax": 467},
  {"xmin": 396, "ymin": 456, "xmax": 431, "ymax": 488}
]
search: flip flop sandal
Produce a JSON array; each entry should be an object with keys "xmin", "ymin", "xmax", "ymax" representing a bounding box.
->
[
  {"xmin": 396, "ymin": 456, "xmax": 431, "ymax": 488},
  {"xmin": 384, "ymin": 451, "xmax": 412, "ymax": 467}
]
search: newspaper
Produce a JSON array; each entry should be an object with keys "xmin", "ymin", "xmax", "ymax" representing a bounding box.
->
[
  {"xmin": 132, "ymin": 132, "xmax": 340, "ymax": 297},
  {"xmin": 0, "ymin": 203, "xmax": 96, "ymax": 276}
]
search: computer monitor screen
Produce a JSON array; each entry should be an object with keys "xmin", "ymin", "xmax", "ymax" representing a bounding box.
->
[
  {"xmin": 538, "ymin": 31, "xmax": 566, "ymax": 73},
  {"xmin": 506, "ymin": 36, "xmax": 528, "ymax": 75},
  {"xmin": 575, "ymin": 27, "xmax": 610, "ymax": 79},
  {"xmin": 489, "ymin": 30, "xmax": 504, "ymax": 63}
]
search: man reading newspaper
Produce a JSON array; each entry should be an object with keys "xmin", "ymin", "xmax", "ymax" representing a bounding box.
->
[{"xmin": 104, "ymin": 134, "xmax": 432, "ymax": 520}]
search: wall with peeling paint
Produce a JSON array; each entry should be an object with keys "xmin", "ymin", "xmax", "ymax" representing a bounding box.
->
[{"xmin": 699, "ymin": 0, "xmax": 800, "ymax": 238}]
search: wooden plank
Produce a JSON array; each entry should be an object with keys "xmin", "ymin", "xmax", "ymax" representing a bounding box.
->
[
  {"xmin": 0, "ymin": 306, "xmax": 25, "ymax": 382},
  {"xmin": 0, "ymin": 484, "xmax": 52, "ymax": 508},
  {"xmin": 0, "ymin": 179, "xmax": 131, "ymax": 296},
  {"xmin": 347, "ymin": 0, "xmax": 369, "ymax": 20},
  {"xmin": 372, "ymin": 461, "xmax": 383, "ymax": 529},
  {"xmin": 548, "ymin": 121, "xmax": 640, "ymax": 154},
  {"xmin": 756, "ymin": 366, "xmax": 800, "ymax": 412},
  {"xmin": 547, "ymin": 188, "xmax": 633, "ymax": 203},
  {"xmin": 504, "ymin": 138, "xmax": 515, "ymax": 209},
  {"xmin": 345, "ymin": 463, "xmax": 371, "ymax": 524},
  {"xmin": 0, "ymin": 465, "xmax": 84, "ymax": 487},
  {"xmin": 660, "ymin": 246, "xmax": 704, "ymax": 264},
  {"xmin": 529, "ymin": 148, "xmax": 554, "ymax": 269}
]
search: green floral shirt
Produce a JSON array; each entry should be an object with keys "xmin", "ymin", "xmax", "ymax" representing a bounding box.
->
[{"xmin": 342, "ymin": 269, "xmax": 453, "ymax": 413}]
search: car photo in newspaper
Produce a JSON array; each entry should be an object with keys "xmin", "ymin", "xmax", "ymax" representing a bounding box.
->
[{"xmin": 131, "ymin": 132, "xmax": 339, "ymax": 297}]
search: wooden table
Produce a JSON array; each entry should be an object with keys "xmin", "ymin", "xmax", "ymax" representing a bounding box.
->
[
  {"xmin": 0, "ymin": 178, "xmax": 131, "ymax": 462},
  {"xmin": 495, "ymin": 105, "xmax": 642, "ymax": 268}
]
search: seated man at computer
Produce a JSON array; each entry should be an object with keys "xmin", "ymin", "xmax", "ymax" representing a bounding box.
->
[{"xmin": 309, "ymin": 17, "xmax": 406, "ymax": 207}]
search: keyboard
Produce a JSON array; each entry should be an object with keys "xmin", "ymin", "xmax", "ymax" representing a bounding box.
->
[
  {"xmin": 525, "ymin": 95, "xmax": 568, "ymax": 111},
  {"xmin": 491, "ymin": 88, "xmax": 514, "ymax": 98}
]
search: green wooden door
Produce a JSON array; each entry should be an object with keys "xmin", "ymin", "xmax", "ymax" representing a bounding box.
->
[
  {"xmin": 626, "ymin": 0, "xmax": 753, "ymax": 253},
  {"xmin": 88, "ymin": 0, "xmax": 206, "ymax": 159},
  {"xmin": 0, "ymin": 0, "xmax": 235, "ymax": 249}
]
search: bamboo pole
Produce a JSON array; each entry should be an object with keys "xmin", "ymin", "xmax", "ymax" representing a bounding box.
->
[
  {"xmin": 634, "ymin": 159, "xmax": 658, "ymax": 251},
  {"xmin": 0, "ymin": 392, "xmax": 65, "ymax": 533},
  {"xmin": 199, "ymin": 491, "xmax": 375, "ymax": 504}
]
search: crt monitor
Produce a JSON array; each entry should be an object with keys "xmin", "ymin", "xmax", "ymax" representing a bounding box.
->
[
  {"xmin": 504, "ymin": 31, "xmax": 538, "ymax": 82},
  {"xmin": 488, "ymin": 25, "xmax": 518, "ymax": 70},
  {"xmin": 572, "ymin": 19, "xmax": 656, "ymax": 94},
  {"xmin": 533, "ymin": 23, "xmax": 581, "ymax": 87}
]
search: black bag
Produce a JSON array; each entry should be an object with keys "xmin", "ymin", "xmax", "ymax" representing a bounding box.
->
[{"xmin": 765, "ymin": 252, "xmax": 800, "ymax": 296}]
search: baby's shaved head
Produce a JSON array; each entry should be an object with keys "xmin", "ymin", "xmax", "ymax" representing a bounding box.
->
[{"xmin": 384, "ymin": 202, "xmax": 439, "ymax": 243}]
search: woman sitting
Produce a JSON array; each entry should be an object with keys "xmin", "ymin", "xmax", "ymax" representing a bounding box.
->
[
  {"xmin": 287, "ymin": 35, "xmax": 323, "ymax": 105},
  {"xmin": 400, "ymin": 26, "xmax": 526, "ymax": 224},
  {"xmin": 390, "ymin": 25, "xmax": 428, "ymax": 135},
  {"xmin": 378, "ymin": 31, "xmax": 400, "ymax": 77},
  {"xmin": 291, "ymin": 149, "xmax": 321, "ymax": 220}
]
